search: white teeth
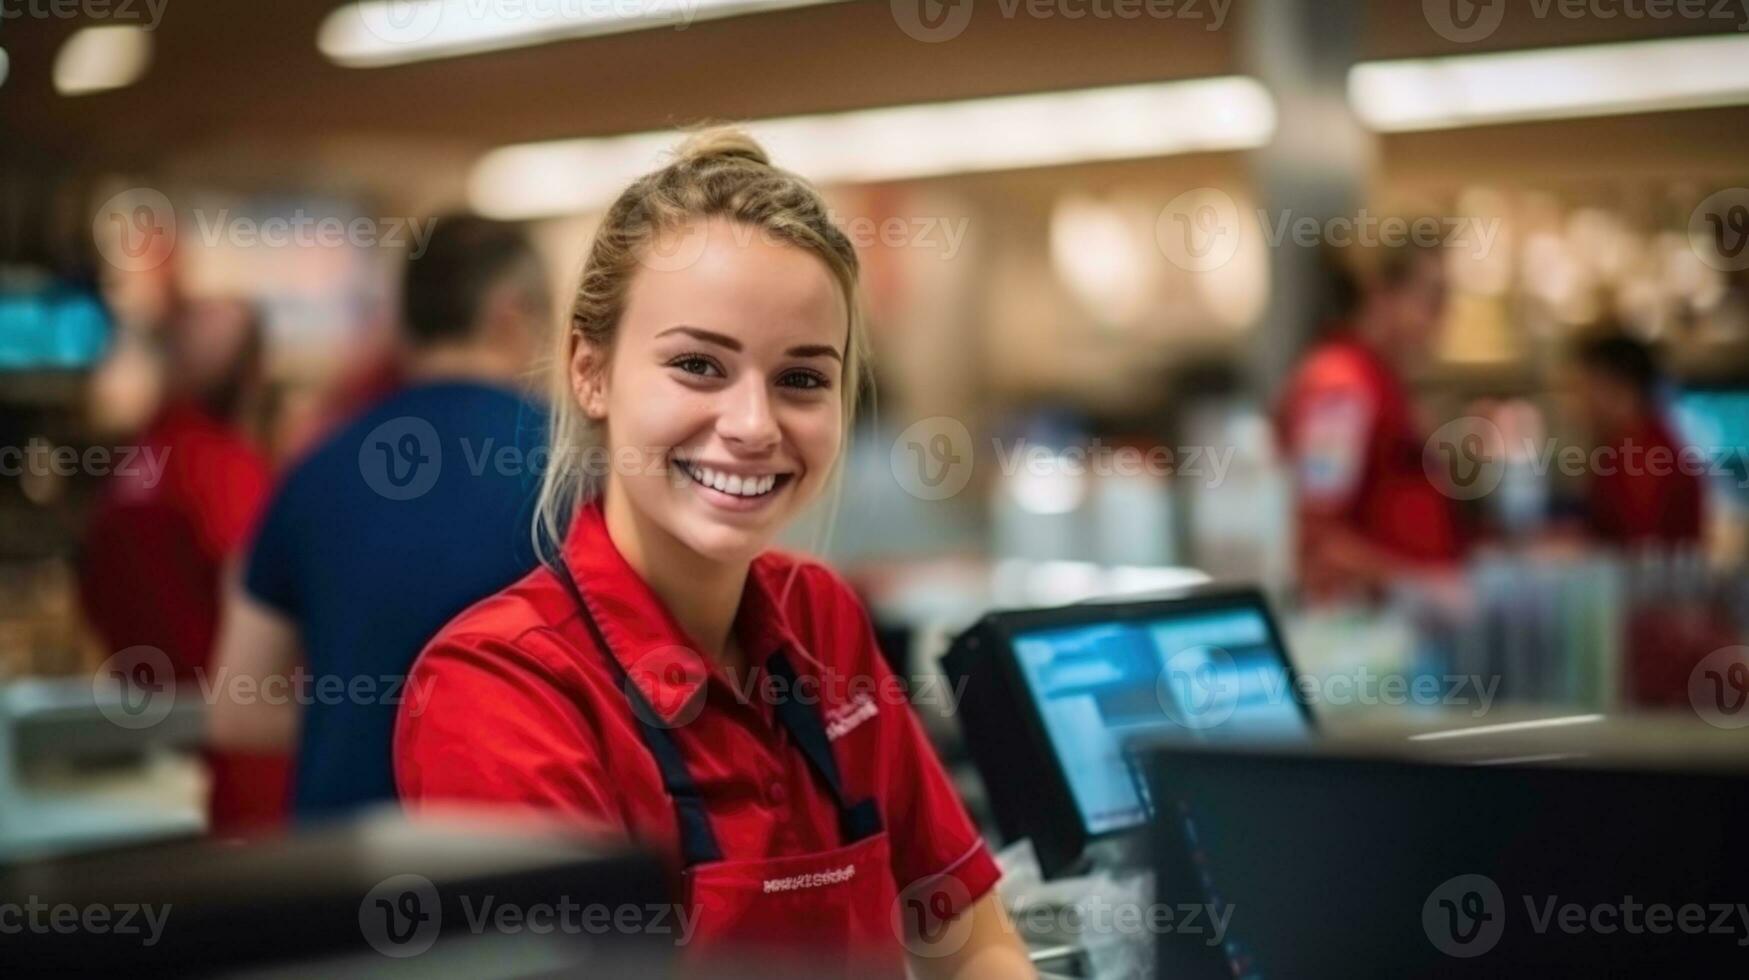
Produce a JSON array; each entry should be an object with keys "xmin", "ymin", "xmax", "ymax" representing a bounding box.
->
[{"xmin": 679, "ymin": 462, "xmax": 784, "ymax": 498}]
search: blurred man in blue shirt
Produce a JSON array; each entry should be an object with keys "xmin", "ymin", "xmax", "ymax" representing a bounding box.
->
[{"xmin": 210, "ymin": 216, "xmax": 549, "ymax": 821}]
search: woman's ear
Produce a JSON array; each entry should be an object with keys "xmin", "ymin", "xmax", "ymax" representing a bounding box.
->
[{"xmin": 569, "ymin": 332, "xmax": 610, "ymax": 420}]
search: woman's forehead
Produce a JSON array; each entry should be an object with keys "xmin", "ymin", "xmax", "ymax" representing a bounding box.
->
[{"xmin": 624, "ymin": 221, "xmax": 848, "ymax": 352}]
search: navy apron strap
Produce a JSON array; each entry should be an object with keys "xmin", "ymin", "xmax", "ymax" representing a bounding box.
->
[
  {"xmin": 764, "ymin": 652, "xmax": 885, "ymax": 843},
  {"xmin": 552, "ymin": 559, "xmax": 723, "ymax": 867}
]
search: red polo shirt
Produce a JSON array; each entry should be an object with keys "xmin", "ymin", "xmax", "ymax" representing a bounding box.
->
[
  {"xmin": 1588, "ymin": 415, "xmax": 1705, "ymax": 546},
  {"xmin": 79, "ymin": 401, "xmax": 291, "ymax": 835},
  {"xmin": 394, "ymin": 501, "xmax": 1000, "ymax": 927},
  {"xmin": 1278, "ymin": 335, "xmax": 1462, "ymax": 573}
]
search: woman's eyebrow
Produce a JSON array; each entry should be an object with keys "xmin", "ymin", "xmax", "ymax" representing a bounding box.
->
[
  {"xmin": 786, "ymin": 344, "xmax": 842, "ymax": 362},
  {"xmin": 656, "ymin": 325, "xmax": 739, "ymax": 350},
  {"xmin": 656, "ymin": 326, "xmax": 842, "ymax": 362}
]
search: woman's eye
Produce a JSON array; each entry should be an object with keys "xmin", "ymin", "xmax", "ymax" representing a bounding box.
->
[
  {"xmin": 668, "ymin": 354, "xmax": 723, "ymax": 378},
  {"xmin": 779, "ymin": 369, "xmax": 831, "ymax": 391}
]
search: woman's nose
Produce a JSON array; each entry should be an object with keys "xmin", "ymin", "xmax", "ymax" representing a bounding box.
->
[{"xmin": 718, "ymin": 378, "xmax": 781, "ymax": 453}]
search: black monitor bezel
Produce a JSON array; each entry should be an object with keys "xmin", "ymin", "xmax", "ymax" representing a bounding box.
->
[{"xmin": 950, "ymin": 585, "xmax": 1316, "ymax": 878}]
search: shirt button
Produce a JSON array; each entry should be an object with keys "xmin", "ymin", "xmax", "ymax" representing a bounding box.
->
[{"xmin": 767, "ymin": 781, "xmax": 787, "ymax": 806}]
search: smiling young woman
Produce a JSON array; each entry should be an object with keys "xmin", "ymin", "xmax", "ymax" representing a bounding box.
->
[{"xmin": 393, "ymin": 128, "xmax": 1033, "ymax": 978}]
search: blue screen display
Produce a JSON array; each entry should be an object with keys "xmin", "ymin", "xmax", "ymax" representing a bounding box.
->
[
  {"xmin": 0, "ymin": 285, "xmax": 110, "ymax": 369},
  {"xmin": 1013, "ymin": 607, "xmax": 1310, "ymax": 835},
  {"xmin": 1672, "ymin": 389, "xmax": 1749, "ymax": 505}
]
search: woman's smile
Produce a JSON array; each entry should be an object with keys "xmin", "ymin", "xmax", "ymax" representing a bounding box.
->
[{"xmin": 673, "ymin": 456, "xmax": 798, "ymax": 513}]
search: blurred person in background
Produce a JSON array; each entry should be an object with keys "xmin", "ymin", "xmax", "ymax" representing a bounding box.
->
[
  {"xmin": 208, "ymin": 216, "xmax": 550, "ymax": 823},
  {"xmin": 1277, "ymin": 240, "xmax": 1463, "ymax": 602},
  {"xmin": 1569, "ymin": 327, "xmax": 1704, "ymax": 546},
  {"xmin": 79, "ymin": 297, "xmax": 291, "ymax": 836}
]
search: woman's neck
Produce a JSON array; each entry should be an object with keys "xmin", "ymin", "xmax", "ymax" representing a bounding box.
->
[{"xmin": 601, "ymin": 487, "xmax": 750, "ymax": 672}]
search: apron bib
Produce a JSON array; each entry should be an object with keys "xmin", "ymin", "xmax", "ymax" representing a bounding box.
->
[{"xmin": 554, "ymin": 559, "xmax": 907, "ymax": 977}]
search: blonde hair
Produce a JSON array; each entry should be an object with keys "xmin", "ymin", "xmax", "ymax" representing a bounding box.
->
[{"xmin": 534, "ymin": 125, "xmax": 869, "ymax": 559}]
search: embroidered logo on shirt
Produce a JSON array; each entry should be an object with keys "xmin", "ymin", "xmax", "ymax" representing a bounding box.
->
[
  {"xmin": 763, "ymin": 863, "xmax": 857, "ymax": 893},
  {"xmin": 824, "ymin": 693, "xmax": 879, "ymax": 741}
]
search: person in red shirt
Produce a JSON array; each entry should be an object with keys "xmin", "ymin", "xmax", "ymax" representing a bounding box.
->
[
  {"xmin": 1569, "ymin": 328, "xmax": 1705, "ymax": 546},
  {"xmin": 394, "ymin": 129, "xmax": 1029, "ymax": 977},
  {"xmin": 79, "ymin": 297, "xmax": 291, "ymax": 835},
  {"xmin": 1277, "ymin": 242, "xmax": 1463, "ymax": 601}
]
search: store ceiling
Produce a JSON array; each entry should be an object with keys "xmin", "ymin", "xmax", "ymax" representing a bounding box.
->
[{"xmin": 2, "ymin": 1, "xmax": 1746, "ymax": 185}]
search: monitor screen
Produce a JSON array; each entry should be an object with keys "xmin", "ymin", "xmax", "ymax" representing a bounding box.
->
[
  {"xmin": 1011, "ymin": 604, "xmax": 1310, "ymax": 837},
  {"xmin": 0, "ymin": 283, "xmax": 110, "ymax": 370},
  {"xmin": 1672, "ymin": 387, "xmax": 1749, "ymax": 506}
]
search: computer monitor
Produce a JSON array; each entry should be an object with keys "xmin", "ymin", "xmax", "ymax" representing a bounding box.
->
[
  {"xmin": 1672, "ymin": 385, "xmax": 1749, "ymax": 505},
  {"xmin": 943, "ymin": 587, "xmax": 1315, "ymax": 878},
  {"xmin": 1136, "ymin": 740, "xmax": 1749, "ymax": 978}
]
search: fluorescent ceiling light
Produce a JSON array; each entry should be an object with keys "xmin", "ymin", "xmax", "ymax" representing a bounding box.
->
[
  {"xmin": 1351, "ymin": 34, "xmax": 1749, "ymax": 132},
  {"xmin": 54, "ymin": 26, "xmax": 152, "ymax": 96},
  {"xmin": 320, "ymin": 0, "xmax": 848, "ymax": 67},
  {"xmin": 1408, "ymin": 714, "xmax": 1605, "ymax": 742},
  {"xmin": 470, "ymin": 77, "xmax": 1278, "ymax": 219}
]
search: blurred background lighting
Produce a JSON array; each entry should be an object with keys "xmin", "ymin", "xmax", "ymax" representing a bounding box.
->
[
  {"xmin": 470, "ymin": 77, "xmax": 1278, "ymax": 218},
  {"xmin": 319, "ymin": 0, "xmax": 849, "ymax": 67},
  {"xmin": 1349, "ymin": 34, "xmax": 1749, "ymax": 132},
  {"xmin": 0, "ymin": 48, "xmax": 10, "ymax": 90},
  {"xmin": 53, "ymin": 26, "xmax": 152, "ymax": 96}
]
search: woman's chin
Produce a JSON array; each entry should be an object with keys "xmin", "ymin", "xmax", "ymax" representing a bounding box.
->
[{"xmin": 670, "ymin": 507, "xmax": 779, "ymax": 565}]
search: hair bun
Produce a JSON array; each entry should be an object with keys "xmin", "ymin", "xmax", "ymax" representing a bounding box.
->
[{"xmin": 675, "ymin": 125, "xmax": 770, "ymax": 168}]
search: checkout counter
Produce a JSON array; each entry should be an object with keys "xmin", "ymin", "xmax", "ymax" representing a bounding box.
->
[
  {"xmin": 6, "ymin": 577, "xmax": 1747, "ymax": 977},
  {"xmin": 0, "ymin": 675, "xmax": 206, "ymax": 862},
  {"xmin": 938, "ymin": 585, "xmax": 1749, "ymax": 977}
]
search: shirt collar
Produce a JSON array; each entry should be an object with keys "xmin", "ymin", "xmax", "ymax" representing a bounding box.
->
[{"xmin": 558, "ymin": 500, "xmax": 820, "ymax": 725}]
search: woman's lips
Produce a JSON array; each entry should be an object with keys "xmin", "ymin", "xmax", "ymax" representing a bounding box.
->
[{"xmin": 673, "ymin": 459, "xmax": 795, "ymax": 513}]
